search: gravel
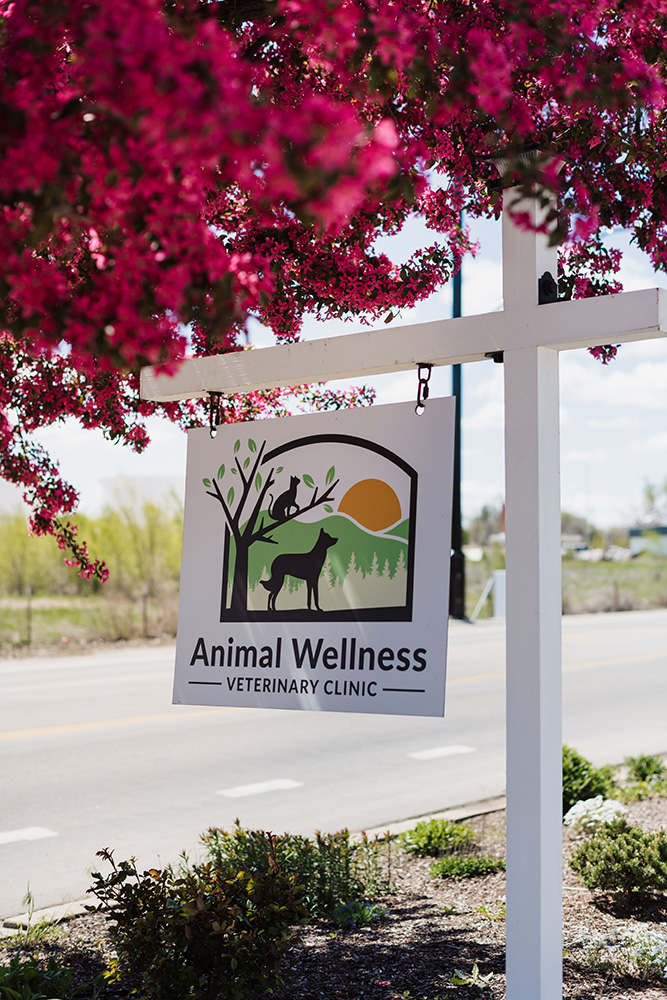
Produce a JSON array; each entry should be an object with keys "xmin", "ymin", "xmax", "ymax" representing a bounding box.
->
[{"xmin": 2, "ymin": 800, "xmax": 667, "ymax": 999}]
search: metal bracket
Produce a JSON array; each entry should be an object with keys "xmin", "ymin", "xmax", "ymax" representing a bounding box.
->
[
  {"xmin": 415, "ymin": 363, "xmax": 432, "ymax": 414},
  {"xmin": 485, "ymin": 351, "xmax": 504, "ymax": 364},
  {"xmin": 208, "ymin": 392, "xmax": 222, "ymax": 438},
  {"xmin": 538, "ymin": 270, "xmax": 558, "ymax": 304}
]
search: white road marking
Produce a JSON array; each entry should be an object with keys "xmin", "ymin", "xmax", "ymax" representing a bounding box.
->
[
  {"xmin": 407, "ymin": 745, "xmax": 478, "ymax": 761},
  {"xmin": 217, "ymin": 778, "xmax": 303, "ymax": 798},
  {"xmin": 0, "ymin": 826, "xmax": 57, "ymax": 845}
]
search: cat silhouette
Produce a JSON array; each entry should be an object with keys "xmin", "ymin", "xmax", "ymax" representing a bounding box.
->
[
  {"xmin": 260, "ymin": 528, "xmax": 337, "ymax": 612},
  {"xmin": 268, "ymin": 475, "xmax": 300, "ymax": 520}
]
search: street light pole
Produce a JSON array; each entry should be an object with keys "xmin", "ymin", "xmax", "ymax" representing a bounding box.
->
[{"xmin": 449, "ymin": 263, "xmax": 466, "ymax": 619}]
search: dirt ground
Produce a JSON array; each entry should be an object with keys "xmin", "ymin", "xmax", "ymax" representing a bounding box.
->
[{"xmin": 2, "ymin": 800, "xmax": 667, "ymax": 999}]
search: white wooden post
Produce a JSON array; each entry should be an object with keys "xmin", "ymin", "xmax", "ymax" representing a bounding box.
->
[
  {"xmin": 503, "ymin": 194, "xmax": 563, "ymax": 1000},
  {"xmin": 504, "ymin": 346, "xmax": 562, "ymax": 997}
]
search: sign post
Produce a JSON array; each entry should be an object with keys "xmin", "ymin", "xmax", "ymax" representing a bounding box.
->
[{"xmin": 141, "ymin": 198, "xmax": 667, "ymax": 1000}]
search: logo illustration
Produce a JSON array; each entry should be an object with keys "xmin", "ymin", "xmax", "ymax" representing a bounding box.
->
[{"xmin": 202, "ymin": 433, "xmax": 417, "ymax": 621}]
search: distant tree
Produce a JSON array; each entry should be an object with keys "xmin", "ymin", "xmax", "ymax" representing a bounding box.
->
[
  {"xmin": 467, "ymin": 504, "xmax": 504, "ymax": 546},
  {"xmin": 561, "ymin": 510, "xmax": 596, "ymax": 540},
  {"xmin": 640, "ymin": 479, "xmax": 667, "ymax": 525}
]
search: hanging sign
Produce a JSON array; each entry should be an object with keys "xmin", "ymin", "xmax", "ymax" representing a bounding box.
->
[{"xmin": 173, "ymin": 398, "xmax": 455, "ymax": 716}]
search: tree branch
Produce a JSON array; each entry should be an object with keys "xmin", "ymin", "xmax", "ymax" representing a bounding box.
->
[
  {"xmin": 205, "ymin": 481, "xmax": 240, "ymax": 539},
  {"xmin": 250, "ymin": 478, "xmax": 339, "ymax": 544}
]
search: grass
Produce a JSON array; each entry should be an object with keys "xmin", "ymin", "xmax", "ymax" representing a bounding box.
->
[
  {"xmin": 0, "ymin": 548, "xmax": 664, "ymax": 652},
  {"xmin": 466, "ymin": 549, "xmax": 667, "ymax": 618},
  {"xmin": 0, "ymin": 594, "xmax": 178, "ymax": 651},
  {"xmin": 561, "ymin": 552, "xmax": 667, "ymax": 614}
]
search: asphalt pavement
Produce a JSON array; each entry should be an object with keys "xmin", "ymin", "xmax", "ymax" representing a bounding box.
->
[{"xmin": 1, "ymin": 608, "xmax": 666, "ymax": 918}]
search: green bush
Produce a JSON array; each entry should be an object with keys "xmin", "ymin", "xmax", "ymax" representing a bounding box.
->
[
  {"xmin": 0, "ymin": 954, "xmax": 76, "ymax": 1000},
  {"xmin": 398, "ymin": 818, "xmax": 475, "ymax": 858},
  {"xmin": 331, "ymin": 900, "xmax": 386, "ymax": 929},
  {"xmin": 430, "ymin": 855, "xmax": 505, "ymax": 880},
  {"xmin": 618, "ymin": 777, "xmax": 667, "ymax": 803},
  {"xmin": 88, "ymin": 845, "xmax": 303, "ymax": 1000},
  {"xmin": 202, "ymin": 821, "xmax": 392, "ymax": 920},
  {"xmin": 624, "ymin": 753, "xmax": 666, "ymax": 783},
  {"xmin": 562, "ymin": 745, "xmax": 617, "ymax": 816},
  {"xmin": 569, "ymin": 818, "xmax": 667, "ymax": 894}
]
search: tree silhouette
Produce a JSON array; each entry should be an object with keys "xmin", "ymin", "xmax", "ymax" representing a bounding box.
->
[{"xmin": 203, "ymin": 438, "xmax": 338, "ymax": 614}]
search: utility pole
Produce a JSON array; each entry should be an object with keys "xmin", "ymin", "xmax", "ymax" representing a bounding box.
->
[{"xmin": 449, "ymin": 263, "xmax": 466, "ymax": 619}]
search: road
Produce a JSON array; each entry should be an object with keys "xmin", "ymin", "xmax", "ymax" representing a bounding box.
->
[{"xmin": 1, "ymin": 608, "xmax": 666, "ymax": 917}]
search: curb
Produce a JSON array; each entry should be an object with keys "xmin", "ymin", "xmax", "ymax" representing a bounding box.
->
[
  {"xmin": 0, "ymin": 795, "xmax": 507, "ymax": 931},
  {"xmin": 1, "ymin": 900, "xmax": 90, "ymax": 935}
]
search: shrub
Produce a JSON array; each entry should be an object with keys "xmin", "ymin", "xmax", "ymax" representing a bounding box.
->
[
  {"xmin": 562, "ymin": 745, "xmax": 617, "ymax": 816},
  {"xmin": 571, "ymin": 926, "xmax": 667, "ymax": 981},
  {"xmin": 0, "ymin": 954, "xmax": 76, "ymax": 999},
  {"xmin": 624, "ymin": 753, "xmax": 667, "ymax": 783},
  {"xmin": 618, "ymin": 777, "xmax": 667, "ymax": 803},
  {"xmin": 202, "ymin": 821, "xmax": 392, "ymax": 920},
  {"xmin": 563, "ymin": 796, "xmax": 627, "ymax": 834},
  {"xmin": 332, "ymin": 901, "xmax": 386, "ymax": 930},
  {"xmin": 430, "ymin": 855, "xmax": 505, "ymax": 879},
  {"xmin": 88, "ymin": 845, "xmax": 303, "ymax": 1000},
  {"xmin": 569, "ymin": 818, "xmax": 667, "ymax": 894},
  {"xmin": 398, "ymin": 818, "xmax": 475, "ymax": 858},
  {"xmin": 0, "ymin": 956, "xmax": 71, "ymax": 999}
]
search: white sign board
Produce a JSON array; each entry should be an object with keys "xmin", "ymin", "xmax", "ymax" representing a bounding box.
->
[{"xmin": 174, "ymin": 398, "xmax": 455, "ymax": 716}]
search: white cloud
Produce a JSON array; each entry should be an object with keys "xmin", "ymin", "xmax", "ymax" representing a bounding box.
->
[
  {"xmin": 462, "ymin": 479, "xmax": 504, "ymax": 510},
  {"xmin": 563, "ymin": 448, "xmax": 607, "ymax": 463},
  {"xmin": 445, "ymin": 255, "xmax": 503, "ymax": 317},
  {"xmin": 463, "ymin": 397, "xmax": 504, "ymax": 431},
  {"xmin": 560, "ymin": 405, "xmax": 572, "ymax": 426},
  {"xmin": 560, "ymin": 489, "xmax": 637, "ymax": 527},
  {"xmin": 560, "ymin": 355, "xmax": 667, "ymax": 411},
  {"xmin": 634, "ymin": 431, "xmax": 667, "ymax": 453},
  {"xmin": 587, "ymin": 414, "xmax": 645, "ymax": 430}
]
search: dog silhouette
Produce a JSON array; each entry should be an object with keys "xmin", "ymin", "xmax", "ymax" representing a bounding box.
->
[{"xmin": 260, "ymin": 528, "xmax": 337, "ymax": 612}]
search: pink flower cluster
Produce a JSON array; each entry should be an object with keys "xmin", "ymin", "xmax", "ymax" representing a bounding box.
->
[{"xmin": 1, "ymin": 0, "xmax": 666, "ymax": 573}]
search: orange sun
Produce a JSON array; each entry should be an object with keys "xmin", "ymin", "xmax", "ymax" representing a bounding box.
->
[{"xmin": 338, "ymin": 479, "xmax": 402, "ymax": 532}]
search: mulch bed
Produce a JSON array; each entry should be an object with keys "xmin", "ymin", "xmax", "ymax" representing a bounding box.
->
[{"xmin": 2, "ymin": 801, "xmax": 667, "ymax": 999}]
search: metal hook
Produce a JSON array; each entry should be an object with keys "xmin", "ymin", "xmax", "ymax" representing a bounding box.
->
[
  {"xmin": 208, "ymin": 392, "xmax": 222, "ymax": 439},
  {"xmin": 415, "ymin": 363, "xmax": 432, "ymax": 415}
]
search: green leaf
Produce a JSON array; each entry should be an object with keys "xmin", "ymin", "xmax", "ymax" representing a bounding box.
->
[
  {"xmin": 227, "ymin": 487, "xmax": 235, "ymax": 505},
  {"xmin": 255, "ymin": 473, "xmax": 262, "ymax": 491},
  {"xmin": 217, "ymin": 464, "xmax": 225, "ymax": 480},
  {"xmin": 326, "ymin": 466, "xmax": 335, "ymax": 485},
  {"xmin": 231, "ymin": 467, "xmax": 237, "ymax": 474},
  {"xmin": 234, "ymin": 439, "xmax": 241, "ymax": 453},
  {"xmin": 248, "ymin": 439, "xmax": 257, "ymax": 453},
  {"xmin": 303, "ymin": 474, "xmax": 315, "ymax": 489},
  {"xmin": 324, "ymin": 504, "xmax": 333, "ymax": 513},
  {"xmin": 243, "ymin": 456, "xmax": 250, "ymax": 469},
  {"xmin": 276, "ymin": 466, "xmax": 283, "ymax": 474},
  {"xmin": 202, "ymin": 478, "xmax": 211, "ymax": 487}
]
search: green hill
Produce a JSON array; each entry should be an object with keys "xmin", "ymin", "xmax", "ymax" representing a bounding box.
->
[
  {"xmin": 386, "ymin": 518, "xmax": 410, "ymax": 542},
  {"xmin": 238, "ymin": 511, "xmax": 409, "ymax": 589}
]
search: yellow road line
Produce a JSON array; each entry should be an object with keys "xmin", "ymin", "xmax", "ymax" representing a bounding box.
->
[
  {"xmin": 5, "ymin": 672, "xmax": 170, "ymax": 695},
  {"xmin": 447, "ymin": 650, "xmax": 666, "ymax": 686},
  {"xmin": 0, "ymin": 708, "xmax": 231, "ymax": 742},
  {"xmin": 448, "ymin": 670, "xmax": 505, "ymax": 685},
  {"xmin": 2, "ymin": 650, "xmax": 664, "ymax": 739},
  {"xmin": 563, "ymin": 651, "xmax": 666, "ymax": 671}
]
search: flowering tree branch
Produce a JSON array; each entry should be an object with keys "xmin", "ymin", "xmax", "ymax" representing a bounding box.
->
[{"xmin": 2, "ymin": 0, "xmax": 666, "ymax": 574}]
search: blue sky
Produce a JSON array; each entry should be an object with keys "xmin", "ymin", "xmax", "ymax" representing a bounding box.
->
[{"xmin": 20, "ymin": 214, "xmax": 667, "ymax": 530}]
